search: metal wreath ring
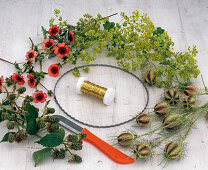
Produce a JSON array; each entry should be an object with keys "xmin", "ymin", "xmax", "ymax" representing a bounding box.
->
[{"xmin": 53, "ymin": 64, "xmax": 149, "ymax": 128}]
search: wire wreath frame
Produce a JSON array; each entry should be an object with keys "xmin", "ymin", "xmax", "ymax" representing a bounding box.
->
[{"xmin": 54, "ymin": 64, "xmax": 149, "ymax": 128}]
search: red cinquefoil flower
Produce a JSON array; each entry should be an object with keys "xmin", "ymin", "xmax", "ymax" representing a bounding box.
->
[
  {"xmin": 26, "ymin": 50, "xmax": 38, "ymax": 61},
  {"xmin": 42, "ymin": 38, "xmax": 56, "ymax": 52},
  {"xmin": 48, "ymin": 64, "xmax": 60, "ymax": 77},
  {"xmin": 33, "ymin": 90, "xmax": 47, "ymax": 103},
  {"xmin": 12, "ymin": 73, "xmax": 25, "ymax": 85},
  {"xmin": 27, "ymin": 74, "xmax": 36, "ymax": 88},
  {"xmin": 0, "ymin": 76, "xmax": 4, "ymax": 89},
  {"xmin": 48, "ymin": 25, "xmax": 59, "ymax": 35},
  {"xmin": 68, "ymin": 30, "xmax": 74, "ymax": 43},
  {"xmin": 54, "ymin": 43, "xmax": 70, "ymax": 58}
]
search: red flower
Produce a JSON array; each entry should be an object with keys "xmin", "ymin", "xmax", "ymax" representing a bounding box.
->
[
  {"xmin": 26, "ymin": 50, "xmax": 38, "ymax": 61},
  {"xmin": 33, "ymin": 90, "xmax": 47, "ymax": 103},
  {"xmin": 27, "ymin": 74, "xmax": 36, "ymax": 88},
  {"xmin": 12, "ymin": 73, "xmax": 25, "ymax": 85},
  {"xmin": 68, "ymin": 30, "xmax": 74, "ymax": 43},
  {"xmin": 0, "ymin": 76, "xmax": 4, "ymax": 89},
  {"xmin": 54, "ymin": 43, "xmax": 70, "ymax": 58},
  {"xmin": 48, "ymin": 25, "xmax": 59, "ymax": 35},
  {"xmin": 48, "ymin": 64, "xmax": 60, "ymax": 77},
  {"xmin": 42, "ymin": 38, "xmax": 56, "ymax": 53}
]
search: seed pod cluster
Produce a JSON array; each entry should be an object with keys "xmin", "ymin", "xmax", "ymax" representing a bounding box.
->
[
  {"xmin": 117, "ymin": 132, "xmax": 136, "ymax": 147},
  {"xmin": 183, "ymin": 96, "xmax": 196, "ymax": 110},
  {"xmin": 133, "ymin": 143, "xmax": 152, "ymax": 159},
  {"xmin": 184, "ymin": 85, "xmax": 196, "ymax": 96},
  {"xmin": 164, "ymin": 142, "xmax": 183, "ymax": 160},
  {"xmin": 144, "ymin": 70, "xmax": 156, "ymax": 86},
  {"xmin": 163, "ymin": 114, "xmax": 182, "ymax": 129},
  {"xmin": 154, "ymin": 102, "xmax": 169, "ymax": 116},
  {"xmin": 136, "ymin": 114, "xmax": 151, "ymax": 126},
  {"xmin": 164, "ymin": 89, "xmax": 180, "ymax": 105}
]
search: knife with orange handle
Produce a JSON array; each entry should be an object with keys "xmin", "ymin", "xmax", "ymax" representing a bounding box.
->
[{"xmin": 54, "ymin": 115, "xmax": 134, "ymax": 164}]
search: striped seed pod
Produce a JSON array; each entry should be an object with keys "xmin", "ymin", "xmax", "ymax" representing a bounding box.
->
[
  {"xmin": 136, "ymin": 114, "xmax": 150, "ymax": 126},
  {"xmin": 183, "ymin": 96, "xmax": 196, "ymax": 110},
  {"xmin": 117, "ymin": 132, "xmax": 135, "ymax": 147},
  {"xmin": 164, "ymin": 89, "xmax": 180, "ymax": 105},
  {"xmin": 154, "ymin": 102, "xmax": 169, "ymax": 116},
  {"xmin": 133, "ymin": 143, "xmax": 152, "ymax": 159},
  {"xmin": 184, "ymin": 85, "xmax": 196, "ymax": 96},
  {"xmin": 144, "ymin": 70, "xmax": 156, "ymax": 86},
  {"xmin": 163, "ymin": 114, "xmax": 182, "ymax": 129},
  {"xmin": 164, "ymin": 142, "xmax": 183, "ymax": 160}
]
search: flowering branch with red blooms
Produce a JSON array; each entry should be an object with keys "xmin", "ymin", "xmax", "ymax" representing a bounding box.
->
[{"xmin": 0, "ymin": 9, "xmax": 120, "ymax": 167}]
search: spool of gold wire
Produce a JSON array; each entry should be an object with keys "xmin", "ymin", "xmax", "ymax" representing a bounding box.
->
[{"xmin": 76, "ymin": 77, "xmax": 115, "ymax": 105}]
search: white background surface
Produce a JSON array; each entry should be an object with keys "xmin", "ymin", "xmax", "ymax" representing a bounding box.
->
[{"xmin": 0, "ymin": 0, "xmax": 208, "ymax": 170}]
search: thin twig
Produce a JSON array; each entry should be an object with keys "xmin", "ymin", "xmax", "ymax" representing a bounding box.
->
[
  {"xmin": 29, "ymin": 37, "xmax": 34, "ymax": 50},
  {"xmin": 0, "ymin": 57, "xmax": 14, "ymax": 65},
  {"xmin": 97, "ymin": 13, "xmax": 118, "ymax": 21}
]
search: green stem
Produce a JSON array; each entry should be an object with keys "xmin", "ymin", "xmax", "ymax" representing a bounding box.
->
[{"xmin": 35, "ymin": 134, "xmax": 43, "ymax": 138}]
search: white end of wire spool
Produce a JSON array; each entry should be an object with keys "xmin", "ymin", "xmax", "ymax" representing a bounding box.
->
[
  {"xmin": 103, "ymin": 88, "xmax": 115, "ymax": 105},
  {"xmin": 76, "ymin": 77, "xmax": 87, "ymax": 94},
  {"xmin": 76, "ymin": 77, "xmax": 115, "ymax": 105}
]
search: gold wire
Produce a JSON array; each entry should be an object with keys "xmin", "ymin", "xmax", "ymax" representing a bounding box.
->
[{"xmin": 80, "ymin": 80, "xmax": 107, "ymax": 100}]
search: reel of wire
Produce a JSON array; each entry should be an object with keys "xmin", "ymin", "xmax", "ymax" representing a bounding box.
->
[
  {"xmin": 76, "ymin": 77, "xmax": 115, "ymax": 105},
  {"xmin": 54, "ymin": 64, "xmax": 149, "ymax": 128}
]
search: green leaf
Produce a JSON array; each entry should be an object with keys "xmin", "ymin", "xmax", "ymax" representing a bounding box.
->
[
  {"xmin": 153, "ymin": 27, "xmax": 165, "ymax": 36},
  {"xmin": 41, "ymin": 26, "xmax": 47, "ymax": 39},
  {"xmin": 1, "ymin": 132, "xmax": 16, "ymax": 142},
  {"xmin": 103, "ymin": 21, "xmax": 115, "ymax": 30},
  {"xmin": 54, "ymin": 128, "xmax": 65, "ymax": 139},
  {"xmin": 0, "ymin": 110, "xmax": 4, "ymax": 122},
  {"xmin": 48, "ymin": 52, "xmax": 56, "ymax": 59},
  {"xmin": 25, "ymin": 103, "xmax": 38, "ymax": 118},
  {"xmin": 35, "ymin": 133, "xmax": 63, "ymax": 147},
  {"xmin": 2, "ymin": 99, "xmax": 11, "ymax": 106},
  {"xmin": 25, "ymin": 114, "xmax": 39, "ymax": 135},
  {"xmin": 33, "ymin": 148, "xmax": 52, "ymax": 167}
]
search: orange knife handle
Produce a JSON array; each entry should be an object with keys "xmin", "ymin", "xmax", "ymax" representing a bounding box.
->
[{"xmin": 81, "ymin": 128, "xmax": 134, "ymax": 164}]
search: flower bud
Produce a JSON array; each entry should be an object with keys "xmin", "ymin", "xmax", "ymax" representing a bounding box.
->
[
  {"xmin": 47, "ymin": 90, "xmax": 53, "ymax": 96},
  {"xmin": 163, "ymin": 114, "xmax": 182, "ymax": 129},
  {"xmin": 46, "ymin": 107, "xmax": 55, "ymax": 114},
  {"xmin": 183, "ymin": 96, "xmax": 196, "ymax": 110},
  {"xmin": 154, "ymin": 102, "xmax": 169, "ymax": 116},
  {"xmin": 1, "ymin": 112, "xmax": 10, "ymax": 120},
  {"xmin": 164, "ymin": 142, "xmax": 183, "ymax": 159},
  {"xmin": 68, "ymin": 154, "xmax": 82, "ymax": 163},
  {"xmin": 8, "ymin": 133, "xmax": 15, "ymax": 143},
  {"xmin": 164, "ymin": 89, "xmax": 180, "ymax": 105},
  {"xmin": 133, "ymin": 143, "xmax": 152, "ymax": 159},
  {"xmin": 7, "ymin": 121, "xmax": 16, "ymax": 129},
  {"xmin": 67, "ymin": 134, "xmax": 78, "ymax": 142},
  {"xmin": 37, "ymin": 120, "xmax": 46, "ymax": 129},
  {"xmin": 17, "ymin": 87, "xmax": 26, "ymax": 94},
  {"xmin": 144, "ymin": 70, "xmax": 156, "ymax": 86},
  {"xmin": 184, "ymin": 85, "xmax": 196, "ymax": 96},
  {"xmin": 136, "ymin": 114, "xmax": 150, "ymax": 126},
  {"xmin": 117, "ymin": 132, "xmax": 136, "ymax": 147},
  {"xmin": 8, "ymin": 94, "xmax": 16, "ymax": 101}
]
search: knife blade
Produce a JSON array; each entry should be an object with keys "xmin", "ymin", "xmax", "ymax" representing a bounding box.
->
[{"xmin": 54, "ymin": 115, "xmax": 134, "ymax": 164}]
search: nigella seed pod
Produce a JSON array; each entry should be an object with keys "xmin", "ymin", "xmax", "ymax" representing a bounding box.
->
[
  {"xmin": 144, "ymin": 70, "xmax": 156, "ymax": 86},
  {"xmin": 163, "ymin": 114, "xmax": 182, "ymax": 129},
  {"xmin": 133, "ymin": 143, "xmax": 152, "ymax": 159},
  {"xmin": 184, "ymin": 85, "xmax": 197, "ymax": 96},
  {"xmin": 183, "ymin": 96, "xmax": 196, "ymax": 110},
  {"xmin": 164, "ymin": 142, "xmax": 183, "ymax": 160},
  {"xmin": 154, "ymin": 102, "xmax": 169, "ymax": 116},
  {"xmin": 164, "ymin": 89, "xmax": 180, "ymax": 105},
  {"xmin": 117, "ymin": 132, "xmax": 135, "ymax": 147},
  {"xmin": 136, "ymin": 114, "xmax": 150, "ymax": 126}
]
